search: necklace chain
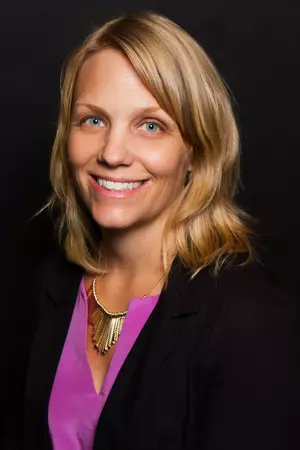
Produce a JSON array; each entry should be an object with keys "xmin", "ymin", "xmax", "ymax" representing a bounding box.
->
[
  {"xmin": 92, "ymin": 277, "xmax": 128, "ymax": 315},
  {"xmin": 90, "ymin": 265, "xmax": 169, "ymax": 308},
  {"xmin": 143, "ymin": 270, "xmax": 166, "ymax": 297}
]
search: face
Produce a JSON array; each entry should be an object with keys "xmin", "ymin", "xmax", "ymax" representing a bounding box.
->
[{"xmin": 68, "ymin": 48, "xmax": 193, "ymax": 232}]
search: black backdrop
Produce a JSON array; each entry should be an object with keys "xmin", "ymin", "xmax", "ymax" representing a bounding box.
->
[{"xmin": 1, "ymin": 0, "xmax": 299, "ymax": 443}]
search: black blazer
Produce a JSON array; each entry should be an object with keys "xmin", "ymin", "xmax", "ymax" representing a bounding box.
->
[{"xmin": 20, "ymin": 252, "xmax": 300, "ymax": 449}]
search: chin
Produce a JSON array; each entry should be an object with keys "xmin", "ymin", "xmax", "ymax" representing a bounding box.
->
[{"xmin": 92, "ymin": 213, "xmax": 139, "ymax": 231}]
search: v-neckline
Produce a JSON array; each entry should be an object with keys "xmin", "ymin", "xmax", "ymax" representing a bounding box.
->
[
  {"xmin": 80, "ymin": 277, "xmax": 159, "ymax": 397},
  {"xmin": 81, "ymin": 279, "xmax": 117, "ymax": 396}
]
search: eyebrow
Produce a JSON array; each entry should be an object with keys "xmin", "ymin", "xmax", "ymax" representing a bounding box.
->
[{"xmin": 73, "ymin": 102, "xmax": 164, "ymax": 119}]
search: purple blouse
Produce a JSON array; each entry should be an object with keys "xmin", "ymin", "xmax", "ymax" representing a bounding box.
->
[{"xmin": 48, "ymin": 276, "xmax": 159, "ymax": 450}]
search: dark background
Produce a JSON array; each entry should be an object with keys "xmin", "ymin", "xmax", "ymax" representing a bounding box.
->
[{"xmin": 1, "ymin": 0, "xmax": 299, "ymax": 444}]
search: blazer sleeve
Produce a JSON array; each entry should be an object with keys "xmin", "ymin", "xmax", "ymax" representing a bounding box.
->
[{"xmin": 193, "ymin": 272, "xmax": 300, "ymax": 450}]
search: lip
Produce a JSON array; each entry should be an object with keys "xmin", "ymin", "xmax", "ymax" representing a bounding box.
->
[
  {"xmin": 91, "ymin": 174, "xmax": 149, "ymax": 183},
  {"xmin": 89, "ymin": 175, "xmax": 151, "ymax": 198}
]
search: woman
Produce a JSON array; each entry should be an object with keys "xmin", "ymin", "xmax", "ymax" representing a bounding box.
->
[{"xmin": 22, "ymin": 10, "xmax": 299, "ymax": 450}]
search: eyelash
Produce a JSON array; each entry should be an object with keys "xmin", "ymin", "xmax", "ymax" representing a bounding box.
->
[
  {"xmin": 79, "ymin": 116, "xmax": 104, "ymax": 127},
  {"xmin": 79, "ymin": 115, "xmax": 165, "ymax": 132}
]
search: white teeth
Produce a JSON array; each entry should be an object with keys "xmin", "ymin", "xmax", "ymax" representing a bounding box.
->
[{"xmin": 97, "ymin": 178, "xmax": 143, "ymax": 191}]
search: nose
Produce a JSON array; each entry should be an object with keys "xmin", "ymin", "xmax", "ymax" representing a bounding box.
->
[{"xmin": 97, "ymin": 127, "xmax": 133, "ymax": 167}]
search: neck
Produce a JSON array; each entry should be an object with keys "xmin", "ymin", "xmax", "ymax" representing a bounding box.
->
[{"xmin": 100, "ymin": 222, "xmax": 175, "ymax": 278}]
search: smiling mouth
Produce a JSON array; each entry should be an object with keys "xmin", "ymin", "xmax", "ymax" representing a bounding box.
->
[{"xmin": 94, "ymin": 177, "xmax": 148, "ymax": 191}]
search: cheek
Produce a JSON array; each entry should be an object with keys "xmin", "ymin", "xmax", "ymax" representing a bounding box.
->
[
  {"xmin": 143, "ymin": 144, "xmax": 189, "ymax": 181},
  {"xmin": 68, "ymin": 131, "xmax": 97, "ymax": 168}
]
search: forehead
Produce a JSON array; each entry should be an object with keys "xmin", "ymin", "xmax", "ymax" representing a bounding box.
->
[{"xmin": 75, "ymin": 48, "xmax": 158, "ymax": 107}]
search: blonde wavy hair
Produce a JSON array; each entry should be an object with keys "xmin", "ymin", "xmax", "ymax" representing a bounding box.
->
[{"xmin": 46, "ymin": 10, "xmax": 254, "ymax": 277}]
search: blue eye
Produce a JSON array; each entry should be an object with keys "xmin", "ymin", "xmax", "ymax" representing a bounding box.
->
[
  {"xmin": 84, "ymin": 117, "xmax": 104, "ymax": 127},
  {"xmin": 140, "ymin": 122, "xmax": 161, "ymax": 133}
]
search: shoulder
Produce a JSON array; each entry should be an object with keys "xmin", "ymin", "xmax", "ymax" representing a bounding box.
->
[
  {"xmin": 27, "ymin": 247, "xmax": 83, "ymax": 333},
  {"xmin": 28, "ymin": 246, "xmax": 83, "ymax": 317},
  {"xmin": 188, "ymin": 258, "xmax": 299, "ymax": 347},
  {"xmin": 34, "ymin": 246, "xmax": 83, "ymax": 290},
  {"xmin": 190, "ymin": 257, "xmax": 297, "ymax": 313}
]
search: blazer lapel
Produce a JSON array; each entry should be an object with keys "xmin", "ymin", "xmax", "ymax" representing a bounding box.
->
[
  {"xmin": 131, "ymin": 257, "xmax": 199, "ymax": 369},
  {"xmin": 24, "ymin": 253, "xmax": 83, "ymax": 450},
  {"xmin": 95, "ymin": 258, "xmax": 217, "ymax": 444}
]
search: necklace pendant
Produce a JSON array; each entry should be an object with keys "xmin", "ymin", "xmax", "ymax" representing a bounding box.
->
[{"xmin": 91, "ymin": 307, "xmax": 126, "ymax": 355}]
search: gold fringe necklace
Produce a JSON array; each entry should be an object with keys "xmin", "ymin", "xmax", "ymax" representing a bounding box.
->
[{"xmin": 88, "ymin": 271, "xmax": 166, "ymax": 355}]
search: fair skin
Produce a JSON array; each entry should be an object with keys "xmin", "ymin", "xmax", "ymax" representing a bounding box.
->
[{"xmin": 68, "ymin": 48, "xmax": 193, "ymax": 392}]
